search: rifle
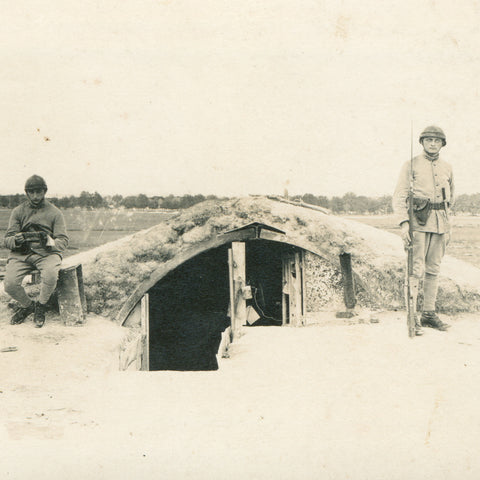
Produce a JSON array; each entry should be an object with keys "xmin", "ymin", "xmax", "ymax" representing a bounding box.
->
[
  {"xmin": 406, "ymin": 124, "xmax": 416, "ymax": 338},
  {"xmin": 442, "ymin": 186, "xmax": 451, "ymax": 246}
]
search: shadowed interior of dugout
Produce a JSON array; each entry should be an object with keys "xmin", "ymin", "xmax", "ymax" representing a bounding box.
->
[
  {"xmin": 146, "ymin": 239, "xmax": 301, "ymax": 371},
  {"xmin": 148, "ymin": 245, "xmax": 230, "ymax": 371}
]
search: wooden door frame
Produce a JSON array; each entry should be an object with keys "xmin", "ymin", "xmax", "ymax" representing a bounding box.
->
[
  {"xmin": 228, "ymin": 242, "xmax": 247, "ymax": 340},
  {"xmin": 282, "ymin": 250, "xmax": 305, "ymax": 327}
]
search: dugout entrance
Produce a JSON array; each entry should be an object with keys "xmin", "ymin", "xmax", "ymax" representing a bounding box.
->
[{"xmin": 119, "ymin": 223, "xmax": 307, "ymax": 371}]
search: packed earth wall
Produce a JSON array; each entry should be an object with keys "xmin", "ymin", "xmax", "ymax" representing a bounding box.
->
[{"xmin": 304, "ymin": 252, "xmax": 344, "ymax": 312}]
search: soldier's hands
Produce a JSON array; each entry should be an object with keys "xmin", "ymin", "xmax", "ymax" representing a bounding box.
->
[
  {"xmin": 401, "ymin": 222, "xmax": 411, "ymax": 246},
  {"xmin": 14, "ymin": 233, "xmax": 25, "ymax": 245},
  {"xmin": 45, "ymin": 234, "xmax": 55, "ymax": 248}
]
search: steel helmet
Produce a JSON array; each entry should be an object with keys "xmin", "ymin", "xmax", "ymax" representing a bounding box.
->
[
  {"xmin": 24, "ymin": 175, "xmax": 48, "ymax": 192},
  {"xmin": 419, "ymin": 125, "xmax": 446, "ymax": 146}
]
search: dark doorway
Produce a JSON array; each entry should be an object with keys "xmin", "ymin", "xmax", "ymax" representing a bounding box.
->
[
  {"xmin": 148, "ymin": 245, "xmax": 230, "ymax": 371},
  {"xmin": 146, "ymin": 239, "xmax": 303, "ymax": 370},
  {"xmin": 245, "ymin": 240, "xmax": 297, "ymax": 326}
]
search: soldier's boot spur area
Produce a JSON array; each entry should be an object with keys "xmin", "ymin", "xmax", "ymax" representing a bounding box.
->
[
  {"xmin": 421, "ymin": 311, "xmax": 450, "ymax": 331},
  {"xmin": 34, "ymin": 301, "xmax": 47, "ymax": 328},
  {"xmin": 10, "ymin": 301, "xmax": 35, "ymax": 325}
]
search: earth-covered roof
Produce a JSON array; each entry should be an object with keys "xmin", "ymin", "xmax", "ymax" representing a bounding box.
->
[{"xmin": 55, "ymin": 196, "xmax": 480, "ymax": 319}]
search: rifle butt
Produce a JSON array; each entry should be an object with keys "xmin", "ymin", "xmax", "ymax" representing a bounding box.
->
[{"xmin": 406, "ymin": 246, "xmax": 416, "ymax": 338}]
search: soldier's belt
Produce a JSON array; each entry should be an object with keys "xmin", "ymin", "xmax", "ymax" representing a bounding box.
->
[{"xmin": 431, "ymin": 202, "xmax": 448, "ymax": 210}]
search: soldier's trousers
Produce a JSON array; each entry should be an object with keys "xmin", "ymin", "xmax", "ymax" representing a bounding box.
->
[
  {"xmin": 4, "ymin": 254, "xmax": 62, "ymax": 307},
  {"xmin": 411, "ymin": 231, "xmax": 446, "ymax": 311}
]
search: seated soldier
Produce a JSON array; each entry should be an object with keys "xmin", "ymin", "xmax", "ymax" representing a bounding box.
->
[{"xmin": 4, "ymin": 175, "xmax": 69, "ymax": 327}]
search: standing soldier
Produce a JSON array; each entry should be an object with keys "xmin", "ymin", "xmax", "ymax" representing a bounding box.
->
[
  {"xmin": 4, "ymin": 175, "xmax": 69, "ymax": 327},
  {"xmin": 393, "ymin": 126, "xmax": 454, "ymax": 334}
]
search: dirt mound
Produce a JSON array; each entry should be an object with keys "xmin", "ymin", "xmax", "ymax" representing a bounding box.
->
[{"xmin": 4, "ymin": 196, "xmax": 480, "ymax": 319}]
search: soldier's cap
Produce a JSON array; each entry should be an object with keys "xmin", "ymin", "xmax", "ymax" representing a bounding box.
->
[
  {"xmin": 25, "ymin": 175, "xmax": 48, "ymax": 192},
  {"xmin": 419, "ymin": 125, "xmax": 446, "ymax": 146}
]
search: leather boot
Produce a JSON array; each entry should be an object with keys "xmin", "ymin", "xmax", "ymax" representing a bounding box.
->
[
  {"xmin": 10, "ymin": 301, "xmax": 35, "ymax": 325},
  {"xmin": 34, "ymin": 301, "xmax": 47, "ymax": 328},
  {"xmin": 421, "ymin": 311, "xmax": 450, "ymax": 331}
]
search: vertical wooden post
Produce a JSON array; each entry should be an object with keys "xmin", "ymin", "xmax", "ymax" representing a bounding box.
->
[
  {"xmin": 76, "ymin": 265, "xmax": 87, "ymax": 316},
  {"xmin": 229, "ymin": 242, "xmax": 247, "ymax": 340},
  {"xmin": 282, "ymin": 254, "xmax": 289, "ymax": 325},
  {"xmin": 289, "ymin": 256, "xmax": 297, "ymax": 326},
  {"xmin": 290, "ymin": 252, "xmax": 303, "ymax": 327},
  {"xmin": 228, "ymin": 248, "xmax": 235, "ymax": 337},
  {"xmin": 57, "ymin": 265, "xmax": 87, "ymax": 326},
  {"xmin": 140, "ymin": 294, "xmax": 149, "ymax": 371},
  {"xmin": 282, "ymin": 251, "xmax": 305, "ymax": 327},
  {"xmin": 301, "ymin": 251, "xmax": 306, "ymax": 324},
  {"xmin": 118, "ymin": 301, "xmax": 144, "ymax": 371},
  {"xmin": 339, "ymin": 253, "xmax": 356, "ymax": 309}
]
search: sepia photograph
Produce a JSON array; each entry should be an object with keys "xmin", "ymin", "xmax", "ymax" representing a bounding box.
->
[{"xmin": 2, "ymin": 1, "xmax": 480, "ymax": 479}]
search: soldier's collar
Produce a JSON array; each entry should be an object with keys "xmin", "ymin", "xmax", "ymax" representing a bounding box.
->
[
  {"xmin": 28, "ymin": 199, "xmax": 46, "ymax": 209},
  {"xmin": 424, "ymin": 151, "xmax": 439, "ymax": 162}
]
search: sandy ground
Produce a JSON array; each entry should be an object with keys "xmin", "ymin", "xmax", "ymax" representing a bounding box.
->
[{"xmin": 2, "ymin": 311, "xmax": 480, "ymax": 480}]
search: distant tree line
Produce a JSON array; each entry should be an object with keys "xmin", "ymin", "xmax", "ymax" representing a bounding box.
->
[
  {"xmin": 291, "ymin": 193, "xmax": 394, "ymax": 214},
  {"xmin": 453, "ymin": 193, "xmax": 480, "ymax": 215},
  {"xmin": 292, "ymin": 192, "xmax": 480, "ymax": 215},
  {"xmin": 0, "ymin": 191, "xmax": 479, "ymax": 214},
  {"xmin": 0, "ymin": 192, "xmax": 224, "ymax": 210}
]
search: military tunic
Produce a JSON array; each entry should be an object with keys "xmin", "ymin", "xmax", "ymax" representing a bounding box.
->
[
  {"xmin": 3, "ymin": 199, "xmax": 69, "ymax": 307},
  {"xmin": 393, "ymin": 153, "xmax": 454, "ymax": 233},
  {"xmin": 392, "ymin": 152, "xmax": 455, "ymax": 312}
]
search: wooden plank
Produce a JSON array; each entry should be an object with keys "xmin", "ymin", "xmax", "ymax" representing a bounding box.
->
[
  {"xmin": 231, "ymin": 242, "xmax": 247, "ymax": 339},
  {"xmin": 287, "ymin": 253, "xmax": 296, "ymax": 325},
  {"xmin": 228, "ymin": 248, "xmax": 235, "ymax": 333},
  {"xmin": 75, "ymin": 265, "xmax": 87, "ymax": 315},
  {"xmin": 119, "ymin": 331, "xmax": 143, "ymax": 371},
  {"xmin": 339, "ymin": 253, "xmax": 356, "ymax": 309},
  {"xmin": 140, "ymin": 294, "xmax": 149, "ymax": 371},
  {"xmin": 123, "ymin": 301, "xmax": 142, "ymax": 328},
  {"xmin": 266, "ymin": 195, "xmax": 330, "ymax": 214},
  {"xmin": 223, "ymin": 222, "xmax": 285, "ymax": 236},
  {"xmin": 119, "ymin": 300, "xmax": 145, "ymax": 371},
  {"xmin": 218, "ymin": 326, "xmax": 232, "ymax": 358},
  {"xmin": 282, "ymin": 253, "xmax": 289, "ymax": 325},
  {"xmin": 290, "ymin": 253, "xmax": 302, "ymax": 327},
  {"xmin": 282, "ymin": 251, "xmax": 305, "ymax": 327},
  {"xmin": 289, "ymin": 258, "xmax": 297, "ymax": 326},
  {"xmin": 301, "ymin": 251, "xmax": 306, "ymax": 322}
]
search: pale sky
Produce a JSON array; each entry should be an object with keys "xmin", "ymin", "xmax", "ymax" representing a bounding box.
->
[{"xmin": 1, "ymin": 0, "xmax": 480, "ymax": 198}]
